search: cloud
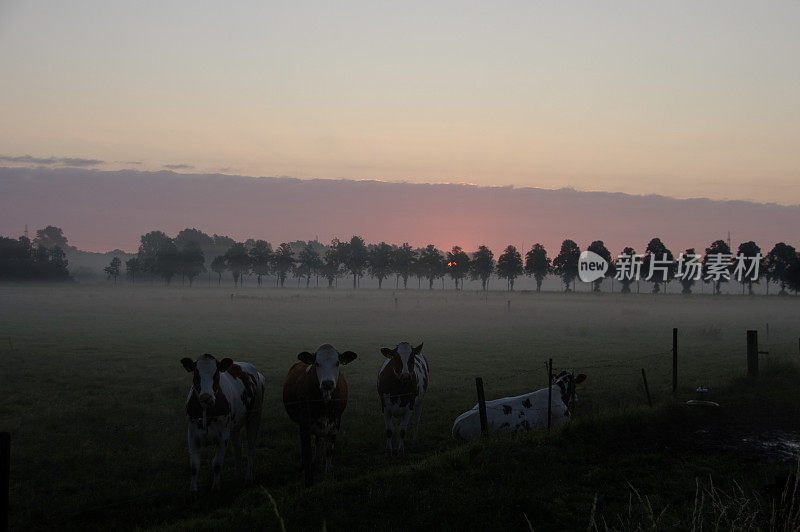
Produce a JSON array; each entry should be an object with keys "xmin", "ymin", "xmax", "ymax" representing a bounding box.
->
[
  {"xmin": 115, "ymin": 160, "xmax": 142, "ymax": 165},
  {"xmin": 0, "ymin": 154, "xmax": 104, "ymax": 166},
  {"xmin": 163, "ymin": 164, "xmax": 194, "ymax": 170}
]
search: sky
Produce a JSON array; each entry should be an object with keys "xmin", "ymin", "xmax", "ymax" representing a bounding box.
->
[{"xmin": 1, "ymin": 1, "xmax": 798, "ymax": 205}]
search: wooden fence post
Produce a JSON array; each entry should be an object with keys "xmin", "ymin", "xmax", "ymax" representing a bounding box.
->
[
  {"xmin": 1, "ymin": 432, "xmax": 9, "ymax": 532},
  {"xmin": 672, "ymin": 328, "xmax": 678, "ymax": 394},
  {"xmin": 641, "ymin": 369, "xmax": 652, "ymax": 407},
  {"xmin": 475, "ymin": 377, "xmax": 488, "ymax": 436},
  {"xmin": 547, "ymin": 359, "xmax": 553, "ymax": 430},
  {"xmin": 747, "ymin": 330, "xmax": 758, "ymax": 377},
  {"xmin": 300, "ymin": 402, "xmax": 313, "ymax": 487}
]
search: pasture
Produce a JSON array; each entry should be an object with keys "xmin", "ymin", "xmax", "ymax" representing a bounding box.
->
[{"xmin": 1, "ymin": 284, "xmax": 799, "ymax": 530}]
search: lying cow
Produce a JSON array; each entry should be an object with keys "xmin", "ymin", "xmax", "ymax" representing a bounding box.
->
[
  {"xmin": 452, "ymin": 370, "xmax": 586, "ymax": 440},
  {"xmin": 283, "ymin": 344, "xmax": 358, "ymax": 472},
  {"xmin": 181, "ymin": 354, "xmax": 265, "ymax": 491},
  {"xmin": 377, "ymin": 342, "xmax": 428, "ymax": 455}
]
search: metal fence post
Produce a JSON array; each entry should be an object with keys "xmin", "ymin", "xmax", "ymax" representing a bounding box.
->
[
  {"xmin": 475, "ymin": 378, "xmax": 488, "ymax": 436},
  {"xmin": 547, "ymin": 359, "xmax": 553, "ymax": 430},
  {"xmin": 672, "ymin": 328, "xmax": 678, "ymax": 394}
]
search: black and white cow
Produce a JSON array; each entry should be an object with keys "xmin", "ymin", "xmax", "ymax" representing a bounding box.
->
[
  {"xmin": 452, "ymin": 370, "xmax": 586, "ymax": 440},
  {"xmin": 181, "ymin": 354, "xmax": 265, "ymax": 491},
  {"xmin": 377, "ymin": 342, "xmax": 428, "ymax": 455}
]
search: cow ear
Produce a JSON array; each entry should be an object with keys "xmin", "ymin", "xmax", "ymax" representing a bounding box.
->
[
  {"xmin": 218, "ymin": 358, "xmax": 234, "ymax": 372},
  {"xmin": 298, "ymin": 352, "xmax": 315, "ymax": 365},
  {"xmin": 181, "ymin": 358, "xmax": 195, "ymax": 373},
  {"xmin": 413, "ymin": 342, "xmax": 424, "ymax": 354},
  {"xmin": 339, "ymin": 351, "xmax": 358, "ymax": 365},
  {"xmin": 380, "ymin": 348, "xmax": 394, "ymax": 358},
  {"xmin": 574, "ymin": 373, "xmax": 587, "ymax": 384}
]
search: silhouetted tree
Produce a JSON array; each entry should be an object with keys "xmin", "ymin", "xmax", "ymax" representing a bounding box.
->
[
  {"xmin": 368, "ymin": 242, "xmax": 393, "ymax": 289},
  {"xmin": 496, "ymin": 245, "xmax": 523, "ymax": 291},
  {"xmin": 616, "ymin": 247, "xmax": 637, "ymax": 293},
  {"xmin": 524, "ymin": 243, "xmax": 550, "ymax": 292},
  {"xmin": 786, "ymin": 253, "xmax": 800, "ymax": 295},
  {"xmin": 0, "ymin": 237, "xmax": 71, "ymax": 281},
  {"xmin": 703, "ymin": 240, "xmax": 732, "ymax": 295},
  {"xmin": 137, "ymin": 231, "xmax": 173, "ymax": 281},
  {"xmin": 224, "ymin": 243, "xmax": 250, "ymax": 286},
  {"xmin": 471, "ymin": 245, "xmax": 495, "ymax": 291},
  {"xmin": 736, "ymin": 241, "xmax": 762, "ymax": 295},
  {"xmin": 446, "ymin": 246, "xmax": 471, "ymax": 290},
  {"xmin": 248, "ymin": 240, "xmax": 273, "ymax": 287},
  {"xmin": 179, "ymin": 242, "xmax": 205, "ymax": 286},
  {"xmin": 678, "ymin": 248, "xmax": 698, "ymax": 294},
  {"xmin": 321, "ymin": 246, "xmax": 342, "ymax": 288},
  {"xmin": 210, "ymin": 255, "xmax": 226, "ymax": 285},
  {"xmin": 340, "ymin": 235, "xmax": 368, "ymax": 289},
  {"xmin": 553, "ymin": 239, "xmax": 580, "ymax": 291},
  {"xmin": 587, "ymin": 240, "xmax": 615, "ymax": 292},
  {"xmin": 418, "ymin": 244, "xmax": 445, "ymax": 289},
  {"xmin": 125, "ymin": 257, "xmax": 142, "ymax": 283},
  {"xmin": 33, "ymin": 225, "xmax": 68, "ymax": 249},
  {"xmin": 272, "ymin": 243, "xmax": 295, "ymax": 287},
  {"xmin": 392, "ymin": 243, "xmax": 416, "ymax": 289},
  {"xmin": 297, "ymin": 245, "xmax": 322, "ymax": 288},
  {"xmin": 642, "ymin": 238, "xmax": 675, "ymax": 294},
  {"xmin": 154, "ymin": 239, "xmax": 180, "ymax": 284},
  {"xmin": 765, "ymin": 242, "xmax": 796, "ymax": 295},
  {"xmin": 104, "ymin": 257, "xmax": 121, "ymax": 284}
]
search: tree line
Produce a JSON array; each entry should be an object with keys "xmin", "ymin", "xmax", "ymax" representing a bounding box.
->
[
  {"xmin": 0, "ymin": 226, "xmax": 71, "ymax": 281},
  {"xmin": 99, "ymin": 227, "xmax": 800, "ymax": 295}
]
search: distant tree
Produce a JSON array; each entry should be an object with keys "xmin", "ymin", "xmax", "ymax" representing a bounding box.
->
[
  {"xmin": 272, "ymin": 243, "xmax": 295, "ymax": 287},
  {"xmin": 153, "ymin": 238, "xmax": 180, "ymax": 284},
  {"xmin": 411, "ymin": 256, "xmax": 427, "ymax": 289},
  {"xmin": 703, "ymin": 240, "xmax": 732, "ymax": 295},
  {"xmin": 496, "ymin": 245, "xmax": 523, "ymax": 291},
  {"xmin": 392, "ymin": 243, "xmax": 417, "ymax": 289},
  {"xmin": 471, "ymin": 245, "xmax": 495, "ymax": 291},
  {"xmin": 210, "ymin": 255, "xmax": 226, "ymax": 285},
  {"xmin": 248, "ymin": 240, "xmax": 273, "ymax": 287},
  {"xmin": 642, "ymin": 238, "xmax": 675, "ymax": 294},
  {"xmin": 765, "ymin": 242, "xmax": 797, "ymax": 295},
  {"xmin": 340, "ymin": 235, "xmax": 368, "ymax": 289},
  {"xmin": 297, "ymin": 245, "xmax": 322, "ymax": 288},
  {"xmin": 125, "ymin": 257, "xmax": 142, "ymax": 283},
  {"xmin": 553, "ymin": 239, "xmax": 580, "ymax": 291},
  {"xmin": 223, "ymin": 243, "xmax": 250, "ymax": 286},
  {"xmin": 104, "ymin": 257, "xmax": 121, "ymax": 284},
  {"xmin": 524, "ymin": 243, "xmax": 550, "ymax": 292},
  {"xmin": 678, "ymin": 248, "xmax": 698, "ymax": 294},
  {"xmin": 616, "ymin": 247, "xmax": 637, "ymax": 293},
  {"xmin": 367, "ymin": 242, "xmax": 394, "ymax": 289},
  {"xmin": 418, "ymin": 244, "xmax": 445, "ymax": 289},
  {"xmin": 321, "ymin": 247, "xmax": 342, "ymax": 288},
  {"xmin": 446, "ymin": 246, "xmax": 471, "ymax": 290},
  {"xmin": 736, "ymin": 241, "xmax": 762, "ymax": 295},
  {"xmin": 33, "ymin": 225, "xmax": 69, "ymax": 249},
  {"xmin": 178, "ymin": 242, "xmax": 205, "ymax": 286},
  {"xmin": 175, "ymin": 228, "xmax": 214, "ymax": 250},
  {"xmin": 586, "ymin": 240, "xmax": 615, "ymax": 292},
  {"xmin": 786, "ymin": 253, "xmax": 800, "ymax": 295},
  {"xmin": 0, "ymin": 237, "xmax": 71, "ymax": 281},
  {"xmin": 137, "ymin": 231, "xmax": 173, "ymax": 281}
]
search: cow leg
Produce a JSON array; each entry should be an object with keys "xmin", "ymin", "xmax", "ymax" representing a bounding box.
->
[
  {"xmin": 412, "ymin": 399, "xmax": 424, "ymax": 445},
  {"xmin": 187, "ymin": 427, "xmax": 200, "ymax": 492},
  {"xmin": 383, "ymin": 408, "xmax": 394, "ymax": 455},
  {"xmin": 396, "ymin": 408, "xmax": 413, "ymax": 456},
  {"xmin": 211, "ymin": 431, "xmax": 229, "ymax": 490},
  {"xmin": 244, "ymin": 413, "xmax": 261, "ymax": 483},
  {"xmin": 313, "ymin": 435, "xmax": 325, "ymax": 471},
  {"xmin": 324, "ymin": 432, "xmax": 336, "ymax": 473},
  {"xmin": 230, "ymin": 428, "xmax": 242, "ymax": 477}
]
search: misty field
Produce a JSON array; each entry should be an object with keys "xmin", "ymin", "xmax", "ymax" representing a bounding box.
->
[{"xmin": 1, "ymin": 284, "xmax": 800, "ymax": 530}]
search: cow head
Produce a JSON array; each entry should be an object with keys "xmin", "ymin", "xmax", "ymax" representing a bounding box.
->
[
  {"xmin": 181, "ymin": 354, "xmax": 234, "ymax": 407},
  {"xmin": 552, "ymin": 370, "xmax": 587, "ymax": 411},
  {"xmin": 297, "ymin": 344, "xmax": 358, "ymax": 401},
  {"xmin": 381, "ymin": 342, "xmax": 423, "ymax": 382}
]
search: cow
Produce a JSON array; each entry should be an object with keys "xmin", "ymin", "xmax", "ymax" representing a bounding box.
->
[
  {"xmin": 180, "ymin": 354, "xmax": 265, "ymax": 491},
  {"xmin": 282, "ymin": 344, "xmax": 358, "ymax": 472},
  {"xmin": 451, "ymin": 370, "xmax": 586, "ymax": 441},
  {"xmin": 377, "ymin": 342, "xmax": 428, "ymax": 455}
]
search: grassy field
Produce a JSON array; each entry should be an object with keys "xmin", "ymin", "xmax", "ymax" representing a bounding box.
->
[{"xmin": 1, "ymin": 284, "xmax": 799, "ymax": 530}]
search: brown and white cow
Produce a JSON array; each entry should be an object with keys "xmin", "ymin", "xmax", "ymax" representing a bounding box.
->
[
  {"xmin": 282, "ymin": 344, "xmax": 358, "ymax": 472},
  {"xmin": 378, "ymin": 342, "xmax": 428, "ymax": 455},
  {"xmin": 181, "ymin": 354, "xmax": 265, "ymax": 491}
]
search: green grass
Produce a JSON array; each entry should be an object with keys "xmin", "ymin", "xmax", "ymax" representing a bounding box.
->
[{"xmin": 0, "ymin": 284, "xmax": 799, "ymax": 530}]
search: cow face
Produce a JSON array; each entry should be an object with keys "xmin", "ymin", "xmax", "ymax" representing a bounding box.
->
[
  {"xmin": 297, "ymin": 344, "xmax": 358, "ymax": 401},
  {"xmin": 181, "ymin": 354, "xmax": 234, "ymax": 406},
  {"xmin": 552, "ymin": 370, "xmax": 587, "ymax": 409},
  {"xmin": 381, "ymin": 342, "xmax": 423, "ymax": 382}
]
